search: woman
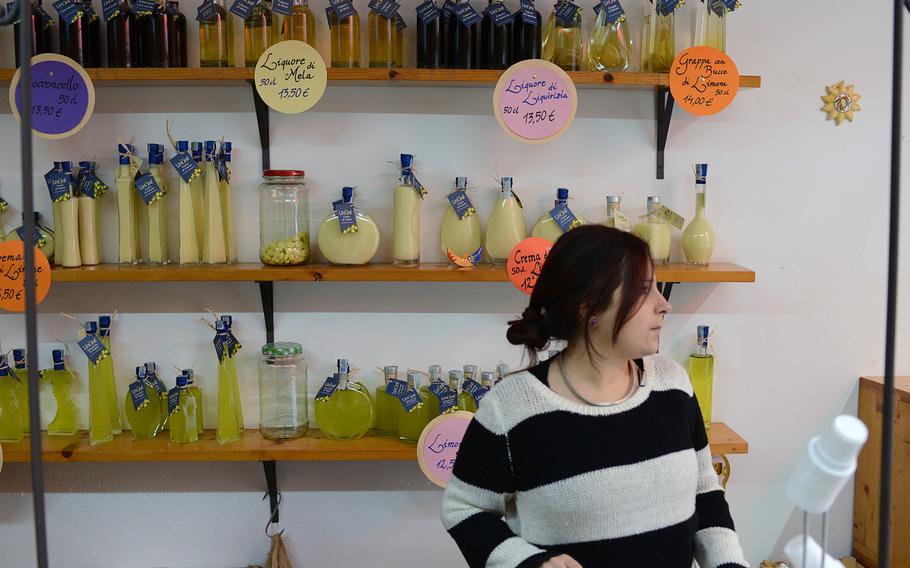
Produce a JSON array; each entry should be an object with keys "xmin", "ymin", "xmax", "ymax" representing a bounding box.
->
[{"xmin": 441, "ymin": 225, "xmax": 747, "ymax": 568}]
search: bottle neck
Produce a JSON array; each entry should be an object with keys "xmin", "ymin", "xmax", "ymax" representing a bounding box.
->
[
  {"xmin": 695, "ymin": 342, "xmax": 710, "ymax": 357},
  {"xmin": 607, "ymin": 203, "xmax": 620, "ymax": 217},
  {"xmin": 694, "ymin": 188, "xmax": 707, "ymax": 218}
]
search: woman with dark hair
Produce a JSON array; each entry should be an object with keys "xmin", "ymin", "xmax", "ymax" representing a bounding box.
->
[{"xmin": 441, "ymin": 225, "xmax": 748, "ymax": 568}]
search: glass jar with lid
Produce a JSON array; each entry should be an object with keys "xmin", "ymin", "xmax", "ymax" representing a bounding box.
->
[
  {"xmin": 259, "ymin": 170, "xmax": 310, "ymax": 265},
  {"xmin": 258, "ymin": 341, "xmax": 308, "ymax": 440}
]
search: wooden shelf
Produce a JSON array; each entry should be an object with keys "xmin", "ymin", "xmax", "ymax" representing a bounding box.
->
[
  {"xmin": 0, "ymin": 67, "xmax": 762, "ymax": 89},
  {"xmin": 49, "ymin": 262, "xmax": 756, "ymax": 284},
  {"xmin": 0, "ymin": 422, "xmax": 747, "ymax": 463}
]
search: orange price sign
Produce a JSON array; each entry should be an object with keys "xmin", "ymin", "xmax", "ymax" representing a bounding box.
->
[
  {"xmin": 669, "ymin": 46, "xmax": 740, "ymax": 116},
  {"xmin": 506, "ymin": 237, "xmax": 553, "ymax": 296},
  {"xmin": 0, "ymin": 240, "xmax": 51, "ymax": 312}
]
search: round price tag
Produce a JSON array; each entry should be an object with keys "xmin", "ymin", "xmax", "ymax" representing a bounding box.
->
[
  {"xmin": 8, "ymin": 54, "xmax": 95, "ymax": 140},
  {"xmin": 417, "ymin": 411, "xmax": 474, "ymax": 488},
  {"xmin": 254, "ymin": 40, "xmax": 328, "ymax": 114},
  {"xmin": 506, "ymin": 237, "xmax": 553, "ymax": 296},
  {"xmin": 669, "ymin": 46, "xmax": 740, "ymax": 116},
  {"xmin": 493, "ymin": 59, "xmax": 577, "ymax": 144},
  {"xmin": 0, "ymin": 241, "xmax": 52, "ymax": 313}
]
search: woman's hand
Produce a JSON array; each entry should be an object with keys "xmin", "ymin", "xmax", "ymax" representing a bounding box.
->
[{"xmin": 540, "ymin": 554, "xmax": 583, "ymax": 568}]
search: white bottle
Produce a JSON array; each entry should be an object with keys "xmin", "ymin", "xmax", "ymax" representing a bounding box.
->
[
  {"xmin": 116, "ymin": 145, "xmax": 140, "ymax": 265},
  {"xmin": 77, "ymin": 161, "xmax": 100, "ymax": 265},
  {"xmin": 176, "ymin": 141, "xmax": 200, "ymax": 266},
  {"xmin": 147, "ymin": 144, "xmax": 170, "ymax": 265},
  {"xmin": 317, "ymin": 187, "xmax": 381, "ymax": 265},
  {"xmin": 634, "ymin": 195, "xmax": 671, "ymax": 264},
  {"xmin": 440, "ymin": 176, "xmax": 483, "ymax": 265},
  {"xmin": 58, "ymin": 162, "xmax": 82, "ymax": 267},
  {"xmin": 485, "ymin": 177, "xmax": 527, "ymax": 265},
  {"xmin": 392, "ymin": 153, "xmax": 423, "ymax": 266},
  {"xmin": 202, "ymin": 140, "xmax": 227, "ymax": 264}
]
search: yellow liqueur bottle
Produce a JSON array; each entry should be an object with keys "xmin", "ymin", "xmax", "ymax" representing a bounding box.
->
[
  {"xmin": 634, "ymin": 196, "xmax": 671, "ymax": 265},
  {"xmin": 374, "ymin": 365, "xmax": 399, "ymax": 435},
  {"xmin": 281, "ymin": 0, "xmax": 316, "ymax": 45},
  {"xmin": 0, "ymin": 355, "xmax": 24, "ymax": 443},
  {"xmin": 687, "ymin": 325, "xmax": 713, "ymax": 432},
  {"xmin": 11, "ymin": 349, "xmax": 30, "ymax": 434},
  {"xmin": 460, "ymin": 365, "xmax": 482, "ymax": 412},
  {"xmin": 682, "ymin": 163, "xmax": 716, "ymax": 265},
  {"xmin": 486, "ymin": 177, "xmax": 526, "ymax": 265},
  {"xmin": 98, "ymin": 315, "xmax": 122, "ymax": 434},
  {"xmin": 125, "ymin": 365, "xmax": 163, "ymax": 439},
  {"xmin": 542, "ymin": 0, "xmax": 583, "ymax": 71},
  {"xmin": 41, "ymin": 349, "xmax": 79, "ymax": 436},
  {"xmin": 694, "ymin": 0, "xmax": 726, "ymax": 51},
  {"xmin": 393, "ymin": 154, "xmax": 426, "ymax": 266},
  {"xmin": 641, "ymin": 0, "xmax": 677, "ymax": 73},
  {"xmin": 168, "ymin": 374, "xmax": 199, "ymax": 443},
  {"xmin": 215, "ymin": 317, "xmax": 244, "ymax": 444},
  {"xmin": 314, "ymin": 359, "xmax": 374, "ymax": 440},
  {"xmin": 368, "ymin": 0, "xmax": 398, "ymax": 67},
  {"xmin": 317, "ymin": 187, "xmax": 381, "ymax": 266},
  {"xmin": 80, "ymin": 321, "xmax": 113, "ymax": 445},
  {"xmin": 199, "ymin": 0, "xmax": 232, "ymax": 66},
  {"xmin": 441, "ymin": 177, "xmax": 483, "ymax": 265},
  {"xmin": 531, "ymin": 188, "xmax": 585, "ymax": 244},
  {"xmin": 587, "ymin": 0, "xmax": 631, "ymax": 71},
  {"xmin": 184, "ymin": 368, "xmax": 204, "ymax": 434},
  {"xmin": 420, "ymin": 365, "xmax": 445, "ymax": 423},
  {"xmin": 329, "ymin": 0, "xmax": 361, "ymax": 68},
  {"xmin": 397, "ymin": 371, "xmax": 428, "ymax": 442}
]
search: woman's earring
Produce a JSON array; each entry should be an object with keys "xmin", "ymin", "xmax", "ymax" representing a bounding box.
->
[{"xmin": 590, "ymin": 317, "xmax": 598, "ymax": 328}]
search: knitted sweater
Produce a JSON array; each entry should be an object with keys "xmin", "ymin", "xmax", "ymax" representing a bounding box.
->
[{"xmin": 441, "ymin": 353, "xmax": 748, "ymax": 568}]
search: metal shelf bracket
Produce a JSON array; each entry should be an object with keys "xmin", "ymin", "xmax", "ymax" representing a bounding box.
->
[{"xmin": 656, "ymin": 87, "xmax": 675, "ymax": 180}]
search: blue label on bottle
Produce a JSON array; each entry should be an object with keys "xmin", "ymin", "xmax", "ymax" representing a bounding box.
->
[
  {"xmin": 148, "ymin": 376, "xmax": 167, "ymax": 397},
  {"xmin": 428, "ymin": 382, "xmax": 449, "ymax": 397},
  {"xmin": 101, "ymin": 0, "xmax": 120, "ymax": 21},
  {"xmin": 453, "ymin": 1, "xmax": 480, "ymax": 26},
  {"xmin": 272, "ymin": 0, "xmax": 292, "ymax": 15},
  {"xmin": 133, "ymin": 0, "xmax": 157, "ymax": 15},
  {"xmin": 446, "ymin": 189, "xmax": 476, "ymax": 220},
  {"xmin": 335, "ymin": 203, "xmax": 358, "ymax": 234},
  {"xmin": 216, "ymin": 155, "xmax": 230, "ymax": 183},
  {"xmin": 37, "ymin": 3, "xmax": 54, "ymax": 27},
  {"xmin": 213, "ymin": 334, "xmax": 226, "ymax": 362},
  {"xmin": 15, "ymin": 225, "xmax": 45, "ymax": 247},
  {"xmin": 386, "ymin": 378, "xmax": 409, "ymax": 398},
  {"xmin": 129, "ymin": 380, "xmax": 149, "ymax": 410},
  {"xmin": 484, "ymin": 2, "xmax": 511, "ymax": 26},
  {"xmin": 329, "ymin": 0, "xmax": 356, "ymax": 19},
  {"xmin": 78, "ymin": 334, "xmax": 109, "ymax": 365},
  {"xmin": 170, "ymin": 152, "xmax": 201, "ymax": 184},
  {"xmin": 441, "ymin": 0, "xmax": 455, "ymax": 17},
  {"xmin": 597, "ymin": 0, "xmax": 624, "ymax": 23},
  {"xmin": 82, "ymin": 3, "xmax": 98, "ymax": 23},
  {"xmin": 45, "ymin": 171, "xmax": 71, "ymax": 203},
  {"xmin": 438, "ymin": 388, "xmax": 458, "ymax": 413},
  {"xmin": 225, "ymin": 331, "xmax": 242, "ymax": 356},
  {"xmin": 723, "ymin": 0, "xmax": 738, "ymax": 12},
  {"xmin": 416, "ymin": 0, "xmax": 440, "ymax": 23},
  {"xmin": 396, "ymin": 12, "xmax": 406, "ymax": 29},
  {"xmin": 519, "ymin": 0, "xmax": 537, "ymax": 24},
  {"xmin": 553, "ymin": 0, "xmax": 579, "ymax": 23},
  {"xmin": 196, "ymin": 0, "xmax": 217, "ymax": 20},
  {"xmin": 550, "ymin": 204, "xmax": 581, "ymax": 233},
  {"xmin": 229, "ymin": 0, "xmax": 256, "ymax": 19},
  {"xmin": 656, "ymin": 0, "xmax": 682, "ymax": 16},
  {"xmin": 134, "ymin": 173, "xmax": 164, "ymax": 205},
  {"xmin": 462, "ymin": 379, "xmax": 488, "ymax": 404},
  {"xmin": 315, "ymin": 376, "xmax": 340, "ymax": 401},
  {"xmin": 52, "ymin": 0, "xmax": 82, "ymax": 23},
  {"xmin": 78, "ymin": 171, "xmax": 107, "ymax": 199},
  {"xmin": 167, "ymin": 387, "xmax": 181, "ymax": 416},
  {"xmin": 368, "ymin": 0, "xmax": 399, "ymax": 19},
  {"xmin": 398, "ymin": 388, "xmax": 423, "ymax": 413}
]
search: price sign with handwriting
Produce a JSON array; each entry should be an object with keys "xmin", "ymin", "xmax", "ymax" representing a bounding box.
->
[
  {"xmin": 0, "ymin": 241, "xmax": 51, "ymax": 313},
  {"xmin": 417, "ymin": 411, "xmax": 474, "ymax": 488},
  {"xmin": 254, "ymin": 40, "xmax": 328, "ymax": 114},
  {"xmin": 669, "ymin": 46, "xmax": 740, "ymax": 116},
  {"xmin": 506, "ymin": 237, "xmax": 553, "ymax": 295},
  {"xmin": 493, "ymin": 59, "xmax": 577, "ymax": 144},
  {"xmin": 8, "ymin": 54, "xmax": 95, "ymax": 140}
]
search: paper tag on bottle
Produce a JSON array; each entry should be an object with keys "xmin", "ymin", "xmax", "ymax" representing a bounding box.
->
[
  {"xmin": 101, "ymin": 0, "xmax": 121, "ymax": 21},
  {"xmin": 428, "ymin": 382, "xmax": 449, "ymax": 397},
  {"xmin": 15, "ymin": 226, "xmax": 46, "ymax": 248},
  {"xmin": 438, "ymin": 388, "xmax": 458, "ymax": 414},
  {"xmin": 519, "ymin": 0, "xmax": 537, "ymax": 24},
  {"xmin": 213, "ymin": 334, "xmax": 226, "ymax": 362},
  {"xmin": 396, "ymin": 13, "xmax": 406, "ymax": 29},
  {"xmin": 597, "ymin": 0, "xmax": 624, "ymax": 23},
  {"xmin": 148, "ymin": 375, "xmax": 168, "ymax": 397},
  {"xmin": 129, "ymin": 380, "xmax": 149, "ymax": 410},
  {"xmin": 52, "ymin": 0, "xmax": 83, "ymax": 23},
  {"xmin": 441, "ymin": 0, "xmax": 456, "ymax": 17},
  {"xmin": 134, "ymin": 173, "xmax": 164, "ymax": 205},
  {"xmin": 196, "ymin": 0, "xmax": 217, "ymax": 20},
  {"xmin": 368, "ymin": 0, "xmax": 399, "ymax": 19},
  {"xmin": 329, "ymin": 0, "xmax": 357, "ymax": 19},
  {"xmin": 229, "ymin": 0, "xmax": 257, "ymax": 19},
  {"xmin": 485, "ymin": 2, "xmax": 512, "ymax": 26},
  {"xmin": 655, "ymin": 204, "xmax": 685, "ymax": 230},
  {"xmin": 550, "ymin": 204, "xmax": 582, "ymax": 233},
  {"xmin": 315, "ymin": 376, "xmax": 340, "ymax": 401},
  {"xmin": 224, "ymin": 331, "xmax": 242, "ymax": 356},
  {"xmin": 83, "ymin": 3, "xmax": 98, "ymax": 23},
  {"xmin": 271, "ymin": 0, "xmax": 292, "ymax": 15},
  {"xmin": 45, "ymin": 171, "xmax": 71, "ymax": 203},
  {"xmin": 462, "ymin": 379, "xmax": 488, "ymax": 404},
  {"xmin": 454, "ymin": 2, "xmax": 481, "ymax": 26},
  {"xmin": 37, "ymin": 4, "xmax": 54, "ymax": 28},
  {"xmin": 398, "ymin": 388, "xmax": 424, "ymax": 413},
  {"xmin": 0, "ymin": 196, "xmax": 8, "ymax": 214},
  {"xmin": 170, "ymin": 152, "xmax": 201, "ymax": 184},
  {"xmin": 78, "ymin": 334, "xmax": 109, "ymax": 365},
  {"xmin": 447, "ymin": 190, "xmax": 476, "ymax": 220},
  {"xmin": 334, "ymin": 202, "xmax": 358, "ymax": 234},
  {"xmin": 416, "ymin": 0, "xmax": 441, "ymax": 23},
  {"xmin": 167, "ymin": 387, "xmax": 181, "ymax": 416},
  {"xmin": 554, "ymin": 0, "xmax": 579, "ymax": 23},
  {"xmin": 612, "ymin": 210, "xmax": 632, "ymax": 232},
  {"xmin": 128, "ymin": 155, "xmax": 143, "ymax": 179},
  {"xmin": 707, "ymin": 0, "xmax": 724, "ymax": 16},
  {"xmin": 76, "ymin": 171, "xmax": 103, "ymax": 198},
  {"xmin": 386, "ymin": 378, "xmax": 409, "ymax": 398},
  {"xmin": 656, "ymin": 0, "xmax": 682, "ymax": 16},
  {"xmin": 133, "ymin": 0, "xmax": 158, "ymax": 15}
]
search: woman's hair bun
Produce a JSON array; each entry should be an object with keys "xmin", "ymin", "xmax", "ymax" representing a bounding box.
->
[{"xmin": 507, "ymin": 306, "xmax": 549, "ymax": 351}]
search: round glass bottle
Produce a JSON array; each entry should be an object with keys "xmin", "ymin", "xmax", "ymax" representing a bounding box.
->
[
  {"xmin": 317, "ymin": 186, "xmax": 380, "ymax": 266},
  {"xmin": 259, "ymin": 170, "xmax": 310, "ymax": 265},
  {"xmin": 259, "ymin": 342, "xmax": 308, "ymax": 440}
]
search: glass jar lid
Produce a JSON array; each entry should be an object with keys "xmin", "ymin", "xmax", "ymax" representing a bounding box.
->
[
  {"xmin": 262, "ymin": 342, "xmax": 303, "ymax": 357},
  {"xmin": 264, "ymin": 170, "xmax": 305, "ymax": 178}
]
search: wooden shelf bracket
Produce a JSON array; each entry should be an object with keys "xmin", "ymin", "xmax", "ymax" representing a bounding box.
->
[{"xmin": 655, "ymin": 87, "xmax": 675, "ymax": 180}]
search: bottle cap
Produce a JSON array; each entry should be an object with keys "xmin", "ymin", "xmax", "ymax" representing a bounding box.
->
[
  {"xmin": 182, "ymin": 369, "xmax": 194, "ymax": 383},
  {"xmin": 84, "ymin": 321, "xmax": 98, "ymax": 334},
  {"xmin": 79, "ymin": 160, "xmax": 92, "ymax": 170},
  {"xmin": 696, "ymin": 325, "xmax": 710, "ymax": 346},
  {"xmin": 176, "ymin": 375, "xmax": 188, "ymax": 387},
  {"xmin": 215, "ymin": 320, "xmax": 227, "ymax": 332},
  {"xmin": 223, "ymin": 141, "xmax": 232, "ymax": 153},
  {"xmin": 496, "ymin": 363, "xmax": 509, "ymax": 378},
  {"xmin": 607, "ymin": 195, "xmax": 621, "ymax": 204},
  {"xmin": 449, "ymin": 370, "xmax": 463, "ymax": 381},
  {"xmin": 145, "ymin": 362, "xmax": 157, "ymax": 374},
  {"xmin": 220, "ymin": 315, "xmax": 233, "ymax": 327},
  {"xmin": 191, "ymin": 142, "xmax": 203, "ymax": 160},
  {"xmin": 501, "ymin": 177, "xmax": 513, "ymax": 189},
  {"xmin": 384, "ymin": 365, "xmax": 398, "ymax": 377},
  {"xmin": 13, "ymin": 348, "xmax": 26, "ymax": 368},
  {"xmin": 262, "ymin": 342, "xmax": 303, "ymax": 357},
  {"xmin": 52, "ymin": 350, "xmax": 66, "ymax": 370},
  {"xmin": 647, "ymin": 195, "xmax": 661, "ymax": 204},
  {"xmin": 176, "ymin": 140, "xmax": 189, "ymax": 152},
  {"xmin": 455, "ymin": 177, "xmax": 468, "ymax": 190},
  {"xmin": 342, "ymin": 186, "xmax": 354, "ymax": 203},
  {"xmin": 205, "ymin": 140, "xmax": 217, "ymax": 152},
  {"xmin": 337, "ymin": 359, "xmax": 350, "ymax": 374},
  {"xmin": 463, "ymin": 365, "xmax": 477, "ymax": 377},
  {"xmin": 99, "ymin": 315, "xmax": 112, "ymax": 329},
  {"xmin": 695, "ymin": 163, "xmax": 708, "ymax": 184},
  {"xmin": 136, "ymin": 365, "xmax": 146, "ymax": 379},
  {"xmin": 400, "ymin": 154, "xmax": 414, "ymax": 168},
  {"xmin": 61, "ymin": 161, "xmax": 73, "ymax": 173},
  {"xmin": 0, "ymin": 355, "xmax": 9, "ymax": 375},
  {"xmin": 481, "ymin": 371, "xmax": 495, "ymax": 384},
  {"xmin": 557, "ymin": 188, "xmax": 569, "ymax": 201},
  {"xmin": 429, "ymin": 365, "xmax": 442, "ymax": 380}
]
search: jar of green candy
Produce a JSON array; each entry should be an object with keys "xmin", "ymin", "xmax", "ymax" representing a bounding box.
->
[{"xmin": 259, "ymin": 170, "xmax": 310, "ymax": 265}]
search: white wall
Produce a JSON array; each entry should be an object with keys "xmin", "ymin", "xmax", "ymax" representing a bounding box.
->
[{"xmin": 2, "ymin": 0, "xmax": 910, "ymax": 566}]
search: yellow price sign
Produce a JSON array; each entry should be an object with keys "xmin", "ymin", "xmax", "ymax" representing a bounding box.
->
[{"xmin": 254, "ymin": 40, "xmax": 328, "ymax": 114}]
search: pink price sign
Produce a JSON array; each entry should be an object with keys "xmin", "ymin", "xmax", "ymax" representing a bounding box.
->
[
  {"xmin": 494, "ymin": 60, "xmax": 578, "ymax": 144},
  {"xmin": 417, "ymin": 411, "xmax": 474, "ymax": 488}
]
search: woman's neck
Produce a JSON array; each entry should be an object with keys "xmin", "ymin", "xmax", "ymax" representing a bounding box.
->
[{"xmin": 561, "ymin": 342, "xmax": 632, "ymax": 390}]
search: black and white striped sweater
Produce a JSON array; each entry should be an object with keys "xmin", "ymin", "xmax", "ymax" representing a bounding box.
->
[{"xmin": 441, "ymin": 354, "xmax": 748, "ymax": 568}]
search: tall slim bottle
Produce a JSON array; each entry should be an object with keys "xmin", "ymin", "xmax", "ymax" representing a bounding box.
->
[
  {"xmin": 42, "ymin": 349, "xmax": 79, "ymax": 436},
  {"xmin": 76, "ymin": 162, "xmax": 100, "ymax": 265},
  {"xmin": 368, "ymin": 2, "xmax": 397, "ymax": 68},
  {"xmin": 199, "ymin": 0, "xmax": 231, "ymax": 66},
  {"xmin": 587, "ymin": 0, "xmax": 631, "ymax": 71},
  {"xmin": 446, "ymin": 0, "xmax": 478, "ymax": 69},
  {"xmin": 49, "ymin": 161, "xmax": 63, "ymax": 267},
  {"xmin": 510, "ymin": 0, "xmax": 540, "ymax": 63},
  {"xmin": 176, "ymin": 141, "xmax": 200, "ymax": 265},
  {"xmin": 98, "ymin": 315, "xmax": 121, "ymax": 434},
  {"xmin": 416, "ymin": 0, "xmax": 443, "ymax": 68},
  {"xmin": 190, "ymin": 142, "xmax": 206, "ymax": 255},
  {"xmin": 116, "ymin": 144, "xmax": 140, "ymax": 264},
  {"xmin": 82, "ymin": 0, "xmax": 102, "ymax": 66},
  {"xmin": 58, "ymin": 1, "xmax": 89, "ymax": 66},
  {"xmin": 688, "ymin": 325, "xmax": 713, "ymax": 432},
  {"xmin": 479, "ymin": 0, "xmax": 510, "ymax": 69},
  {"xmin": 542, "ymin": 0, "xmax": 582, "ymax": 71},
  {"xmin": 374, "ymin": 365, "xmax": 399, "ymax": 435},
  {"xmin": 641, "ymin": 0, "xmax": 675, "ymax": 72},
  {"xmin": 682, "ymin": 163, "xmax": 716, "ymax": 265},
  {"xmin": 244, "ymin": 0, "xmax": 278, "ymax": 66},
  {"xmin": 84, "ymin": 321, "xmax": 113, "ymax": 445},
  {"xmin": 694, "ymin": 0, "xmax": 724, "ymax": 51},
  {"xmin": 0, "ymin": 355, "xmax": 24, "ymax": 443},
  {"xmin": 166, "ymin": 0, "xmax": 188, "ymax": 66},
  {"xmin": 329, "ymin": 2, "xmax": 361, "ymax": 67},
  {"xmin": 147, "ymin": 144, "xmax": 169, "ymax": 264},
  {"xmin": 393, "ymin": 153, "xmax": 424, "ymax": 266},
  {"xmin": 202, "ymin": 140, "xmax": 227, "ymax": 264},
  {"xmin": 281, "ymin": 0, "xmax": 315, "ymax": 45},
  {"xmin": 13, "ymin": 0, "xmax": 53, "ymax": 64},
  {"xmin": 485, "ymin": 177, "xmax": 526, "ymax": 265},
  {"xmin": 137, "ymin": 0, "xmax": 167, "ymax": 66},
  {"xmin": 106, "ymin": 0, "xmax": 140, "ymax": 67},
  {"xmin": 11, "ymin": 349, "xmax": 30, "ymax": 434},
  {"xmin": 58, "ymin": 161, "xmax": 82, "ymax": 267},
  {"xmin": 220, "ymin": 142, "xmax": 237, "ymax": 264},
  {"xmin": 215, "ymin": 319, "xmax": 243, "ymax": 443}
]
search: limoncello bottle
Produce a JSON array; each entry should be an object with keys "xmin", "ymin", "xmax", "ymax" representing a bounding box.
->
[
  {"xmin": 420, "ymin": 364, "xmax": 445, "ymax": 423},
  {"xmin": 397, "ymin": 371, "xmax": 428, "ymax": 443},
  {"xmin": 42, "ymin": 349, "xmax": 79, "ymax": 436},
  {"xmin": 314, "ymin": 359, "xmax": 374, "ymax": 441},
  {"xmin": 146, "ymin": 144, "xmax": 170, "ymax": 265},
  {"xmin": 215, "ymin": 318, "xmax": 244, "ymax": 443},
  {"xmin": 169, "ymin": 374, "xmax": 199, "ymax": 443},
  {"xmin": 176, "ymin": 140, "xmax": 201, "ymax": 266},
  {"xmin": 634, "ymin": 196, "xmax": 671, "ymax": 265},
  {"xmin": 486, "ymin": 177, "xmax": 526, "ymax": 265},
  {"xmin": 460, "ymin": 365, "xmax": 481, "ymax": 412},
  {"xmin": 0, "ymin": 355, "xmax": 24, "ymax": 443},
  {"xmin": 441, "ymin": 177, "xmax": 483, "ymax": 266},
  {"xmin": 374, "ymin": 365, "xmax": 399, "ymax": 435},
  {"xmin": 58, "ymin": 161, "xmax": 82, "ymax": 267},
  {"xmin": 12, "ymin": 349, "xmax": 30, "ymax": 434},
  {"xmin": 494, "ymin": 362, "xmax": 509, "ymax": 386},
  {"xmin": 202, "ymin": 141, "xmax": 227, "ymax": 265},
  {"xmin": 125, "ymin": 366, "xmax": 162, "ymax": 439},
  {"xmin": 317, "ymin": 186, "xmax": 381, "ymax": 266},
  {"xmin": 220, "ymin": 142, "xmax": 237, "ymax": 264},
  {"xmin": 116, "ymin": 144, "xmax": 140, "ymax": 265},
  {"xmin": 329, "ymin": 0, "xmax": 361, "ymax": 68},
  {"xmin": 682, "ymin": 163, "xmax": 716, "ymax": 265},
  {"xmin": 190, "ymin": 142, "xmax": 206, "ymax": 257},
  {"xmin": 604, "ymin": 195, "xmax": 631, "ymax": 231},
  {"xmin": 184, "ymin": 368, "xmax": 204, "ymax": 434},
  {"xmin": 587, "ymin": 0, "xmax": 631, "ymax": 71},
  {"xmin": 82, "ymin": 321, "xmax": 113, "ymax": 445},
  {"xmin": 688, "ymin": 325, "xmax": 713, "ymax": 432},
  {"xmin": 531, "ymin": 188, "xmax": 586, "ymax": 244},
  {"xmin": 142, "ymin": 362, "xmax": 170, "ymax": 431},
  {"xmin": 393, "ymin": 154, "xmax": 425, "ymax": 266},
  {"xmin": 98, "ymin": 315, "xmax": 121, "ymax": 434}
]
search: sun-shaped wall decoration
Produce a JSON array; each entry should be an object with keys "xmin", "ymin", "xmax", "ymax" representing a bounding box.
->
[{"xmin": 821, "ymin": 81, "xmax": 862, "ymax": 125}]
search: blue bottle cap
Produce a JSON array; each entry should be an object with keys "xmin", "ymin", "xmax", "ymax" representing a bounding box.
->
[
  {"xmin": 148, "ymin": 144, "xmax": 164, "ymax": 164},
  {"xmin": 455, "ymin": 177, "xmax": 468, "ymax": 190},
  {"xmin": 556, "ymin": 188, "xmax": 569, "ymax": 201},
  {"xmin": 13, "ymin": 348, "xmax": 26, "ymax": 367},
  {"xmin": 52, "ymin": 349, "xmax": 65, "ymax": 370},
  {"xmin": 220, "ymin": 315, "xmax": 232, "ymax": 327},
  {"xmin": 176, "ymin": 140, "xmax": 189, "ymax": 152},
  {"xmin": 337, "ymin": 359, "xmax": 350, "ymax": 374},
  {"xmin": 99, "ymin": 315, "xmax": 112, "ymax": 329},
  {"xmin": 695, "ymin": 163, "xmax": 708, "ymax": 184},
  {"xmin": 84, "ymin": 321, "xmax": 98, "ymax": 334},
  {"xmin": 400, "ymin": 153, "xmax": 414, "ymax": 169},
  {"xmin": 176, "ymin": 374, "xmax": 188, "ymax": 388},
  {"xmin": 79, "ymin": 160, "xmax": 92, "ymax": 170},
  {"xmin": 696, "ymin": 325, "xmax": 710, "ymax": 346},
  {"xmin": 0, "ymin": 355, "xmax": 9, "ymax": 375},
  {"xmin": 501, "ymin": 177, "xmax": 513, "ymax": 189},
  {"xmin": 191, "ymin": 142, "xmax": 203, "ymax": 160},
  {"xmin": 223, "ymin": 141, "xmax": 232, "ymax": 153},
  {"xmin": 342, "ymin": 187, "xmax": 354, "ymax": 203},
  {"xmin": 215, "ymin": 320, "xmax": 227, "ymax": 332},
  {"xmin": 136, "ymin": 365, "xmax": 145, "ymax": 379},
  {"xmin": 182, "ymin": 369, "xmax": 194, "ymax": 381},
  {"xmin": 61, "ymin": 161, "xmax": 73, "ymax": 173},
  {"xmin": 205, "ymin": 140, "xmax": 217, "ymax": 152}
]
